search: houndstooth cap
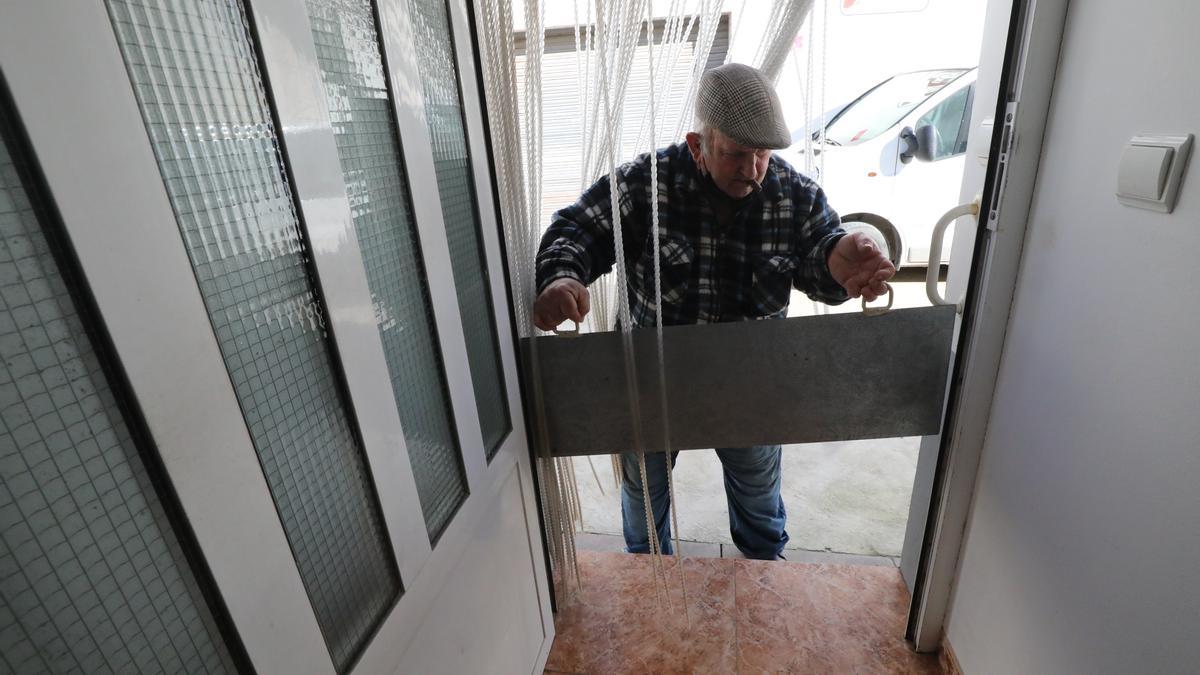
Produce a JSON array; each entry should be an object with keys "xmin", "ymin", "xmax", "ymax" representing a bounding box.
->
[{"xmin": 695, "ymin": 63, "xmax": 792, "ymax": 149}]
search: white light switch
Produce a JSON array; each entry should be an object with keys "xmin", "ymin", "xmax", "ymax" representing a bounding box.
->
[
  {"xmin": 1118, "ymin": 145, "xmax": 1172, "ymax": 200},
  {"xmin": 1116, "ymin": 134, "xmax": 1193, "ymax": 213}
]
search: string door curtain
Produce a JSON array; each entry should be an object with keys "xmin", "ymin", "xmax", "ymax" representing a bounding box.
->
[{"xmin": 474, "ymin": 0, "xmax": 818, "ymax": 604}]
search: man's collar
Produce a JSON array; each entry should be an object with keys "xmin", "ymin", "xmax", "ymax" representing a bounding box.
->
[{"xmin": 761, "ymin": 159, "xmax": 785, "ymax": 202}]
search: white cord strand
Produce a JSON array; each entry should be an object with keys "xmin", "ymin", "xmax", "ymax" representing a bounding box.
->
[
  {"xmin": 597, "ymin": 0, "xmax": 671, "ymax": 606},
  {"xmin": 805, "ymin": 12, "xmax": 816, "ymax": 175},
  {"xmin": 645, "ymin": 0, "xmax": 690, "ymax": 623},
  {"xmin": 480, "ymin": 0, "xmax": 833, "ymax": 613},
  {"xmin": 818, "ymin": 0, "xmax": 829, "ymax": 181},
  {"xmin": 755, "ymin": 0, "xmax": 813, "ymax": 84},
  {"xmin": 630, "ymin": 0, "xmax": 691, "ymax": 152},
  {"xmin": 642, "ymin": 0, "xmax": 671, "ymax": 603},
  {"xmin": 672, "ymin": 0, "xmax": 721, "ymax": 142},
  {"xmin": 486, "ymin": 0, "xmax": 584, "ymax": 601},
  {"xmin": 585, "ymin": 455, "xmax": 606, "ymax": 497},
  {"xmin": 589, "ymin": 0, "xmax": 650, "ymax": 182},
  {"xmin": 724, "ymin": 0, "xmax": 748, "ymax": 64}
]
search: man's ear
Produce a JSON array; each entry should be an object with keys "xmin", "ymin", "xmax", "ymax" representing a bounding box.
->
[
  {"xmin": 685, "ymin": 132, "xmax": 708, "ymax": 175},
  {"xmin": 685, "ymin": 132, "xmax": 703, "ymax": 161}
]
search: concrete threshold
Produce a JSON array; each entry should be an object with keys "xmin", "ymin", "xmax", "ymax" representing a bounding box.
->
[{"xmin": 574, "ymin": 531, "xmax": 899, "ymax": 567}]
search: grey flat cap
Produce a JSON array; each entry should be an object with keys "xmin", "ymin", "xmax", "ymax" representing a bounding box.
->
[{"xmin": 695, "ymin": 63, "xmax": 791, "ymax": 149}]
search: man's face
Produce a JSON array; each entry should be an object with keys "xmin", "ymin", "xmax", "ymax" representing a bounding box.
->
[{"xmin": 686, "ymin": 127, "xmax": 772, "ymax": 199}]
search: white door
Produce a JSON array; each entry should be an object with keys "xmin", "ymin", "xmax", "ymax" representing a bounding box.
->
[
  {"xmin": 0, "ymin": 0, "xmax": 552, "ymax": 673},
  {"xmin": 899, "ymin": 0, "xmax": 1075, "ymax": 651}
]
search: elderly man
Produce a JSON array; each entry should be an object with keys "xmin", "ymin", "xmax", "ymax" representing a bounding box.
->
[{"xmin": 533, "ymin": 63, "xmax": 894, "ymax": 560}]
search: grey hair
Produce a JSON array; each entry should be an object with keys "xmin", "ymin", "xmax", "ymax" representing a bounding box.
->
[{"xmin": 693, "ymin": 117, "xmax": 715, "ymax": 153}]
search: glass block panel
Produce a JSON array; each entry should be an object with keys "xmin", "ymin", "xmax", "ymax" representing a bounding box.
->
[
  {"xmin": 104, "ymin": 0, "xmax": 400, "ymax": 669},
  {"xmin": 0, "ymin": 110, "xmax": 237, "ymax": 673},
  {"xmin": 305, "ymin": 0, "xmax": 468, "ymax": 538},
  {"xmin": 408, "ymin": 0, "xmax": 511, "ymax": 457}
]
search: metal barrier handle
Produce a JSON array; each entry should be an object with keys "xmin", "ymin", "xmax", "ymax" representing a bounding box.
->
[
  {"xmin": 553, "ymin": 320, "xmax": 580, "ymax": 337},
  {"xmin": 862, "ymin": 282, "xmax": 895, "ymax": 317},
  {"xmin": 926, "ymin": 200, "xmax": 980, "ymax": 310}
]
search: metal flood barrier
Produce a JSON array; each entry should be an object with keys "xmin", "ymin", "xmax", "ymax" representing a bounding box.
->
[{"xmin": 521, "ymin": 305, "xmax": 958, "ymax": 456}]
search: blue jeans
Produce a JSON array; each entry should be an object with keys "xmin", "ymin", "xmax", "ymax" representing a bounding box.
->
[{"xmin": 620, "ymin": 446, "xmax": 788, "ymax": 560}]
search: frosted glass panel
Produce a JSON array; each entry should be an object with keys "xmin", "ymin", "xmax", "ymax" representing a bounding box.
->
[
  {"xmin": 0, "ymin": 110, "xmax": 237, "ymax": 674},
  {"xmin": 305, "ymin": 0, "xmax": 467, "ymax": 540},
  {"xmin": 408, "ymin": 0, "xmax": 511, "ymax": 457},
  {"xmin": 104, "ymin": 0, "xmax": 399, "ymax": 669}
]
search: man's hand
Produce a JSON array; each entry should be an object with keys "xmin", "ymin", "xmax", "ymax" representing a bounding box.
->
[
  {"xmin": 533, "ymin": 278, "xmax": 591, "ymax": 331},
  {"xmin": 828, "ymin": 232, "xmax": 896, "ymax": 302}
]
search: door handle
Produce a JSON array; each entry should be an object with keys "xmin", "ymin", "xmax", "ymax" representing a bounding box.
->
[{"xmin": 926, "ymin": 200, "xmax": 980, "ymax": 311}]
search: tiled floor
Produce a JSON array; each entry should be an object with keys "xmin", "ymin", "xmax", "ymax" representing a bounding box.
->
[{"xmin": 544, "ymin": 550, "xmax": 941, "ymax": 674}]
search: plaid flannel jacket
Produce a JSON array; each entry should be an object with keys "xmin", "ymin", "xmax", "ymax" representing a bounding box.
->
[{"xmin": 535, "ymin": 142, "xmax": 848, "ymax": 328}]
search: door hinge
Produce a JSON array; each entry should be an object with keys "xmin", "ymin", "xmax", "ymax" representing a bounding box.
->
[{"xmin": 985, "ymin": 101, "xmax": 1018, "ymax": 231}]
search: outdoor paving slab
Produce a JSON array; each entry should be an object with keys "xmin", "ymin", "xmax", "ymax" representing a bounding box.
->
[{"xmin": 571, "ymin": 436, "xmax": 920, "ymax": 557}]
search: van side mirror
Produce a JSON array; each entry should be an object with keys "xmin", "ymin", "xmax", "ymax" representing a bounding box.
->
[
  {"xmin": 914, "ymin": 124, "xmax": 941, "ymax": 162},
  {"xmin": 899, "ymin": 124, "xmax": 943, "ymax": 164}
]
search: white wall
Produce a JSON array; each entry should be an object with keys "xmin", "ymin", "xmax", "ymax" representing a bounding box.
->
[{"xmin": 944, "ymin": 2, "xmax": 1200, "ymax": 673}]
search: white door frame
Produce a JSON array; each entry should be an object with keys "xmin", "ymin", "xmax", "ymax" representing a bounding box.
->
[
  {"xmin": 8, "ymin": 0, "xmax": 1072, "ymax": 664},
  {"xmin": 0, "ymin": 0, "xmax": 553, "ymax": 671},
  {"xmin": 906, "ymin": 0, "xmax": 1071, "ymax": 652}
]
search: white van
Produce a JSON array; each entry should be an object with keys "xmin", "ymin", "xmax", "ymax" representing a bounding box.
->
[{"xmin": 778, "ymin": 68, "xmax": 978, "ymax": 267}]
